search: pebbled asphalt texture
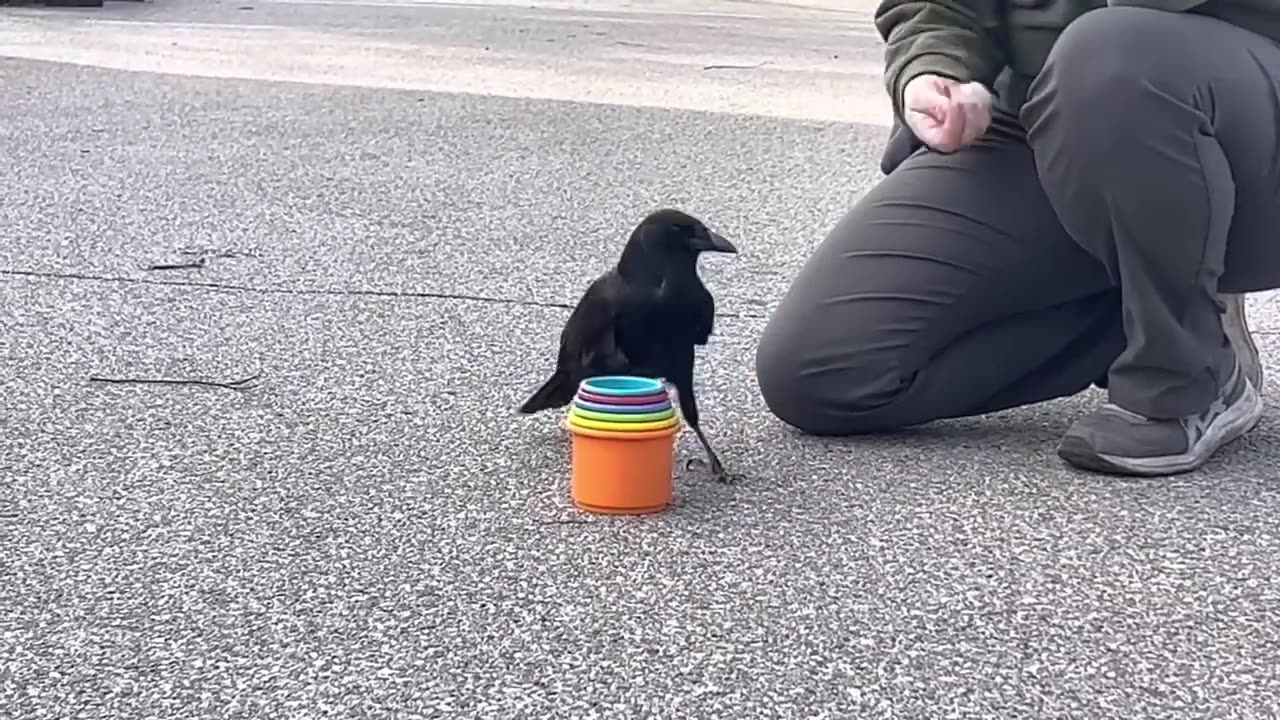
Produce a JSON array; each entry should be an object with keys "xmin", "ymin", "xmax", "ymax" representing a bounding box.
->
[{"xmin": 5, "ymin": 12, "xmax": 1280, "ymax": 720}]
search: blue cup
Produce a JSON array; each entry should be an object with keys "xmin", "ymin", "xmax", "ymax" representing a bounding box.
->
[{"xmin": 579, "ymin": 376, "xmax": 665, "ymax": 397}]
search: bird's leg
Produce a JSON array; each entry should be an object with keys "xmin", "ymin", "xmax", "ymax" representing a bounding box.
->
[
  {"xmin": 687, "ymin": 423, "xmax": 736, "ymax": 480},
  {"xmin": 671, "ymin": 375, "xmax": 744, "ymax": 484}
]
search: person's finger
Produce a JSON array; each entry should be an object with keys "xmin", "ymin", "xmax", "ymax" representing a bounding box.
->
[
  {"xmin": 934, "ymin": 92, "xmax": 974, "ymax": 152},
  {"xmin": 904, "ymin": 95, "xmax": 958, "ymax": 151},
  {"xmin": 904, "ymin": 104, "xmax": 943, "ymax": 147},
  {"xmin": 904, "ymin": 80, "xmax": 948, "ymax": 121},
  {"xmin": 957, "ymin": 101, "xmax": 988, "ymax": 146},
  {"xmin": 967, "ymin": 101, "xmax": 993, "ymax": 145},
  {"xmin": 906, "ymin": 108, "xmax": 941, "ymax": 147},
  {"xmin": 950, "ymin": 82, "xmax": 993, "ymax": 147},
  {"xmin": 914, "ymin": 98, "xmax": 948, "ymax": 126},
  {"xmin": 904, "ymin": 75, "xmax": 986, "ymax": 152},
  {"xmin": 952, "ymin": 81, "xmax": 992, "ymax": 106},
  {"xmin": 937, "ymin": 106, "xmax": 968, "ymax": 152}
]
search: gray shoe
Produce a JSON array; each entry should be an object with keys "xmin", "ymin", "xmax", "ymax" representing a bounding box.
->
[
  {"xmin": 1222, "ymin": 292, "xmax": 1264, "ymax": 395},
  {"xmin": 1058, "ymin": 359, "xmax": 1263, "ymax": 476}
]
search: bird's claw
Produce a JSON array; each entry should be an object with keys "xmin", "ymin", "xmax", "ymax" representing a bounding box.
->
[
  {"xmin": 684, "ymin": 456, "xmax": 743, "ymax": 484},
  {"xmin": 714, "ymin": 469, "xmax": 747, "ymax": 485}
]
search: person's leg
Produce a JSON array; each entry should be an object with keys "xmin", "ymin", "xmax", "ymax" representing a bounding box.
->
[
  {"xmin": 1022, "ymin": 6, "xmax": 1280, "ymax": 475},
  {"xmin": 755, "ymin": 112, "xmax": 1124, "ymax": 435}
]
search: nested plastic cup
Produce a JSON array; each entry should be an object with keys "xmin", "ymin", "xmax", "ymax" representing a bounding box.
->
[
  {"xmin": 573, "ymin": 397, "xmax": 673, "ymax": 415},
  {"xmin": 571, "ymin": 406, "xmax": 676, "ymax": 424},
  {"xmin": 576, "ymin": 389, "xmax": 671, "ymax": 407},
  {"xmin": 566, "ymin": 411, "xmax": 680, "ymax": 433},
  {"xmin": 579, "ymin": 376, "xmax": 664, "ymax": 397},
  {"xmin": 566, "ymin": 421, "xmax": 679, "ymax": 515}
]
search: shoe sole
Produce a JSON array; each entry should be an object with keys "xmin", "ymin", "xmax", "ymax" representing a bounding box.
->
[{"xmin": 1058, "ymin": 384, "xmax": 1265, "ymax": 477}]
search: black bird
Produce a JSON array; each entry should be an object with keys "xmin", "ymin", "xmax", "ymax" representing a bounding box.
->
[{"xmin": 518, "ymin": 208, "xmax": 743, "ymax": 483}]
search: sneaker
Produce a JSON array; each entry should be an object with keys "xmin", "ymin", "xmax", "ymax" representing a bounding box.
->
[
  {"xmin": 1058, "ymin": 358, "xmax": 1263, "ymax": 476},
  {"xmin": 1222, "ymin": 293, "xmax": 1264, "ymax": 395}
]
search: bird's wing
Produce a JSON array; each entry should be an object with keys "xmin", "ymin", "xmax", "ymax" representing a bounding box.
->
[
  {"xmin": 612, "ymin": 279, "xmax": 669, "ymax": 364},
  {"xmin": 557, "ymin": 273, "xmax": 629, "ymax": 372},
  {"xmin": 691, "ymin": 287, "xmax": 715, "ymax": 345},
  {"xmin": 665, "ymin": 278, "xmax": 715, "ymax": 346}
]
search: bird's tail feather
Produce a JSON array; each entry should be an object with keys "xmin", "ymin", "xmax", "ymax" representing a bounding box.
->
[{"xmin": 518, "ymin": 370, "xmax": 575, "ymax": 414}]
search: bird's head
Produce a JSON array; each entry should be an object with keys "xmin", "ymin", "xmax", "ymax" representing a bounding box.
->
[{"xmin": 625, "ymin": 208, "xmax": 739, "ymax": 263}]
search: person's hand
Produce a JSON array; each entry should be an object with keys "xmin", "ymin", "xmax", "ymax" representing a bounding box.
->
[{"xmin": 902, "ymin": 74, "xmax": 993, "ymax": 153}]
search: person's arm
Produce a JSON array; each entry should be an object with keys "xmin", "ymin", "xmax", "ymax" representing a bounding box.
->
[{"xmin": 874, "ymin": 0, "xmax": 1007, "ymax": 117}]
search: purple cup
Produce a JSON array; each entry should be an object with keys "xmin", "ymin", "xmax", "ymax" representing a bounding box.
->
[{"xmin": 574, "ymin": 397, "xmax": 672, "ymax": 414}]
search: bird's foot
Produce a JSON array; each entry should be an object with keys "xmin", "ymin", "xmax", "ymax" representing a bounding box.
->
[{"xmin": 684, "ymin": 457, "xmax": 745, "ymax": 484}]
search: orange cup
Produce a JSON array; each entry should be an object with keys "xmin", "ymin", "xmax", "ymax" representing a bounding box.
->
[{"xmin": 565, "ymin": 419, "xmax": 680, "ymax": 515}]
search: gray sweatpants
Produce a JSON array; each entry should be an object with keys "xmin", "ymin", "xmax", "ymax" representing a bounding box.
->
[{"xmin": 755, "ymin": 7, "xmax": 1280, "ymax": 435}]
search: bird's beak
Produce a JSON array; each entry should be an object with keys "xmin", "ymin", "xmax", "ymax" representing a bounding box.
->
[{"xmin": 700, "ymin": 230, "xmax": 738, "ymax": 254}]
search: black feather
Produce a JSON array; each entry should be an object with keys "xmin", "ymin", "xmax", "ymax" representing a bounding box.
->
[
  {"xmin": 519, "ymin": 208, "xmax": 743, "ymax": 483},
  {"xmin": 517, "ymin": 368, "xmax": 574, "ymax": 414}
]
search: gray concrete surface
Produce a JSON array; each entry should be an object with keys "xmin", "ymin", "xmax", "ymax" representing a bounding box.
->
[
  {"xmin": 0, "ymin": 0, "xmax": 892, "ymax": 124},
  {"xmin": 4, "ymin": 1, "xmax": 1280, "ymax": 718}
]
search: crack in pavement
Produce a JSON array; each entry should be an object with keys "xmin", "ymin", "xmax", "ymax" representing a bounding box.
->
[{"xmin": 0, "ymin": 267, "xmax": 771, "ymax": 319}]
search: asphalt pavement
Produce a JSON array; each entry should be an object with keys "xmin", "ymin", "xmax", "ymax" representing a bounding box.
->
[{"xmin": 4, "ymin": 1, "xmax": 1280, "ymax": 718}]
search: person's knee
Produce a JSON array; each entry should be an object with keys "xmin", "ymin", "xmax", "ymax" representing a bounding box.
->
[
  {"xmin": 755, "ymin": 333, "xmax": 863, "ymax": 437},
  {"xmin": 1023, "ymin": 7, "xmax": 1174, "ymax": 139},
  {"xmin": 754, "ymin": 316, "xmax": 814, "ymax": 431},
  {"xmin": 754, "ymin": 336, "xmax": 807, "ymax": 432},
  {"xmin": 755, "ymin": 312, "xmax": 909, "ymax": 436}
]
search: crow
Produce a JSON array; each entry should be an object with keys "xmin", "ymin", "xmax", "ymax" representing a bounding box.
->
[{"xmin": 518, "ymin": 208, "xmax": 743, "ymax": 483}]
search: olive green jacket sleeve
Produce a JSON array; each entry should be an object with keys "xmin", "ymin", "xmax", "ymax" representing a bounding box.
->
[{"xmin": 874, "ymin": 0, "xmax": 1007, "ymax": 117}]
